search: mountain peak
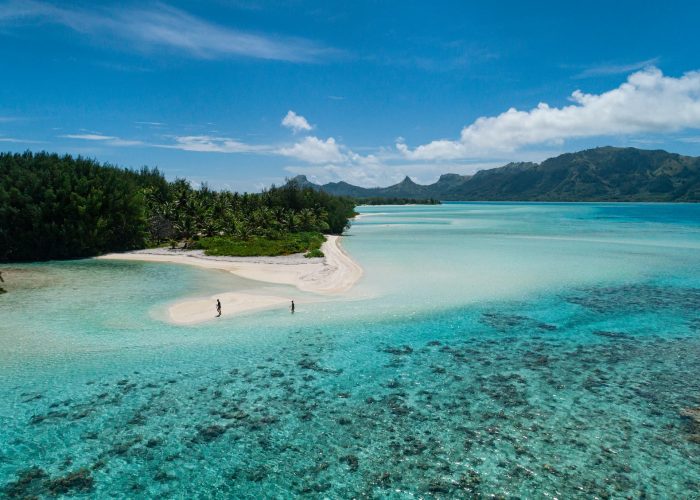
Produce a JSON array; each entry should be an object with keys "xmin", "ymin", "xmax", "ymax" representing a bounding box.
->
[
  {"xmin": 438, "ymin": 173, "xmax": 463, "ymax": 182},
  {"xmin": 288, "ymin": 174, "xmax": 319, "ymax": 188},
  {"xmin": 287, "ymin": 147, "xmax": 700, "ymax": 202}
]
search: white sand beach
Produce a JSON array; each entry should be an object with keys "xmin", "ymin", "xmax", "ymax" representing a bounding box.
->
[{"xmin": 97, "ymin": 235, "xmax": 362, "ymax": 324}]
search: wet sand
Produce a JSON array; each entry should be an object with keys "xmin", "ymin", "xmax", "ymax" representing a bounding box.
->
[{"xmin": 97, "ymin": 236, "xmax": 362, "ymax": 324}]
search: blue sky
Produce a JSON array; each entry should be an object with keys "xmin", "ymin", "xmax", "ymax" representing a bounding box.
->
[{"xmin": 1, "ymin": 0, "xmax": 700, "ymax": 191}]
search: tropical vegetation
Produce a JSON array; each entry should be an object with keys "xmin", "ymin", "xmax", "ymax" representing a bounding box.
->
[
  {"xmin": 194, "ymin": 232, "xmax": 325, "ymax": 257},
  {"xmin": 0, "ymin": 151, "xmax": 356, "ymax": 261}
]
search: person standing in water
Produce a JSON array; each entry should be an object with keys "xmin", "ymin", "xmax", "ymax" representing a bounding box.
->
[
  {"xmin": 290, "ymin": 300, "xmax": 295, "ymax": 314},
  {"xmin": 216, "ymin": 299, "xmax": 222, "ymax": 317}
]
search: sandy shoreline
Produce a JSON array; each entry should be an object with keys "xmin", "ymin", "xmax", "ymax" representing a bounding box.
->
[{"xmin": 97, "ymin": 235, "xmax": 362, "ymax": 324}]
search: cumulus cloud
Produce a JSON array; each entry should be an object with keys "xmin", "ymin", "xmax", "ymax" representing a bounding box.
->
[
  {"xmin": 281, "ymin": 136, "xmax": 508, "ymax": 187},
  {"xmin": 285, "ymin": 163, "xmax": 396, "ymax": 187},
  {"xmin": 0, "ymin": 0, "xmax": 336, "ymax": 62},
  {"xmin": 50, "ymin": 66, "xmax": 700, "ymax": 188},
  {"xmin": 399, "ymin": 67, "xmax": 700, "ymax": 160},
  {"xmin": 281, "ymin": 110, "xmax": 312, "ymax": 133},
  {"xmin": 284, "ymin": 160, "xmax": 504, "ymax": 187},
  {"xmin": 278, "ymin": 136, "xmax": 345, "ymax": 163}
]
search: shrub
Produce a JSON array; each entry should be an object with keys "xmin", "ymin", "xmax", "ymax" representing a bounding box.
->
[{"xmin": 304, "ymin": 248, "xmax": 324, "ymax": 258}]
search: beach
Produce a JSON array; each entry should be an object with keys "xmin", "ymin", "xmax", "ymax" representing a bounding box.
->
[{"xmin": 97, "ymin": 235, "xmax": 363, "ymax": 324}]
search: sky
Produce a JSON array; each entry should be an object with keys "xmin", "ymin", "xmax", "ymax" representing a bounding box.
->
[{"xmin": 1, "ymin": 0, "xmax": 700, "ymax": 191}]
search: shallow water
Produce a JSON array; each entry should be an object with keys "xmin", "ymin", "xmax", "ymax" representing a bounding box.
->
[{"xmin": 1, "ymin": 203, "xmax": 699, "ymax": 498}]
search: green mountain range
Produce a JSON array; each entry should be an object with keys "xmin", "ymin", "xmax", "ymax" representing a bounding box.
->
[{"xmin": 291, "ymin": 147, "xmax": 700, "ymax": 201}]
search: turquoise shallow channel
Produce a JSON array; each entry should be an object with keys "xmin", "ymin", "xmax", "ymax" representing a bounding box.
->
[{"xmin": 1, "ymin": 202, "xmax": 700, "ymax": 498}]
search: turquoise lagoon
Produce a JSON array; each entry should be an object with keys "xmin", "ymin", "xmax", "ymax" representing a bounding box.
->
[{"xmin": 1, "ymin": 203, "xmax": 699, "ymax": 498}]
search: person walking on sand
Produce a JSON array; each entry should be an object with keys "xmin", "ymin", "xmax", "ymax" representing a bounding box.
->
[
  {"xmin": 216, "ymin": 299, "xmax": 222, "ymax": 317},
  {"xmin": 290, "ymin": 300, "xmax": 295, "ymax": 314}
]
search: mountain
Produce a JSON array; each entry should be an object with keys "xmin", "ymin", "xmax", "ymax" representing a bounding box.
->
[
  {"xmin": 289, "ymin": 174, "xmax": 441, "ymax": 199},
  {"xmin": 289, "ymin": 147, "xmax": 700, "ymax": 202}
]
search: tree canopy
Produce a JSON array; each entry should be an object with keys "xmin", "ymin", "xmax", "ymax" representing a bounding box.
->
[{"xmin": 0, "ymin": 151, "xmax": 356, "ymax": 261}]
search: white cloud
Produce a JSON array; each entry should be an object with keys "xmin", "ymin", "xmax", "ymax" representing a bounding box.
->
[
  {"xmin": 574, "ymin": 58, "xmax": 660, "ymax": 78},
  {"xmin": 0, "ymin": 133, "xmax": 41, "ymax": 144},
  {"xmin": 281, "ymin": 110, "xmax": 312, "ymax": 133},
  {"xmin": 0, "ymin": 1, "xmax": 336, "ymax": 62},
  {"xmin": 397, "ymin": 139, "xmax": 468, "ymax": 161},
  {"xmin": 108, "ymin": 138, "xmax": 144, "ymax": 147},
  {"xmin": 282, "ymin": 137, "xmax": 514, "ymax": 187},
  {"xmin": 399, "ymin": 67, "xmax": 700, "ymax": 160},
  {"xmin": 163, "ymin": 135, "xmax": 263, "ymax": 153},
  {"xmin": 285, "ymin": 164, "xmax": 392, "ymax": 187},
  {"xmin": 60, "ymin": 131, "xmax": 268, "ymax": 154},
  {"xmin": 61, "ymin": 133, "xmax": 143, "ymax": 147},
  {"xmin": 61, "ymin": 133, "xmax": 114, "ymax": 141},
  {"xmin": 284, "ymin": 160, "xmax": 504, "ymax": 187},
  {"xmin": 53, "ymin": 68, "xmax": 700, "ymax": 187},
  {"xmin": 278, "ymin": 136, "xmax": 345, "ymax": 163}
]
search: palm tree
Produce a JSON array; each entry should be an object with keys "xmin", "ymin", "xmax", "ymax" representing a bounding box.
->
[{"xmin": 297, "ymin": 208, "xmax": 316, "ymax": 231}]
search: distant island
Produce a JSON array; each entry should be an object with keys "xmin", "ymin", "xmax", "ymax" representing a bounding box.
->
[
  {"xmin": 292, "ymin": 147, "xmax": 700, "ymax": 202},
  {"xmin": 353, "ymin": 197, "xmax": 441, "ymax": 206}
]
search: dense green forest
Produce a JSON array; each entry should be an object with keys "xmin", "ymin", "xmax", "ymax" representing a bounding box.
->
[{"xmin": 0, "ymin": 152, "xmax": 356, "ymax": 261}]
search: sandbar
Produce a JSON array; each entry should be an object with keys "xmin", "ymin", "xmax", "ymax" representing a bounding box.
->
[{"xmin": 97, "ymin": 235, "xmax": 362, "ymax": 324}]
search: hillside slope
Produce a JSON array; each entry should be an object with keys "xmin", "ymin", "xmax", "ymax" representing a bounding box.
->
[{"xmin": 290, "ymin": 147, "xmax": 700, "ymax": 201}]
